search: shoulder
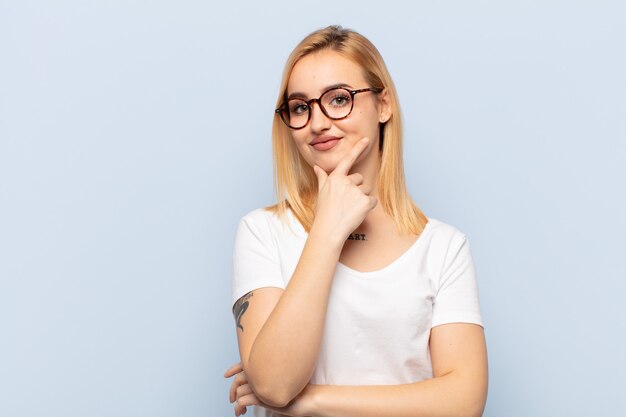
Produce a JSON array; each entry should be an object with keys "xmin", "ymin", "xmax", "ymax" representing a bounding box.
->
[
  {"xmin": 423, "ymin": 217, "xmax": 468, "ymax": 246},
  {"xmin": 239, "ymin": 207, "xmax": 276, "ymax": 224},
  {"xmin": 419, "ymin": 218, "xmax": 472, "ymax": 272},
  {"xmin": 236, "ymin": 208, "xmax": 277, "ymax": 238},
  {"xmin": 238, "ymin": 207, "xmax": 285, "ymax": 230},
  {"xmin": 236, "ymin": 207, "xmax": 301, "ymax": 240}
]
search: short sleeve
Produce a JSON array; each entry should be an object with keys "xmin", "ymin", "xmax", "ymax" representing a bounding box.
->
[
  {"xmin": 231, "ymin": 211, "xmax": 285, "ymax": 307},
  {"xmin": 431, "ymin": 234, "xmax": 483, "ymax": 328}
]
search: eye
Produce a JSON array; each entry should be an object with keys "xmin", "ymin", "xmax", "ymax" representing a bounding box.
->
[
  {"xmin": 288, "ymin": 101, "xmax": 309, "ymax": 116},
  {"xmin": 327, "ymin": 91, "xmax": 352, "ymax": 107}
]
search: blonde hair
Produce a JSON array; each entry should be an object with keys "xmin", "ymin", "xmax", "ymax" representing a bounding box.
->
[{"xmin": 269, "ymin": 25, "xmax": 427, "ymax": 235}]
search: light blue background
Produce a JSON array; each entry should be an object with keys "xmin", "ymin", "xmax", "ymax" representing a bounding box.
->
[{"xmin": 1, "ymin": 1, "xmax": 624, "ymax": 416}]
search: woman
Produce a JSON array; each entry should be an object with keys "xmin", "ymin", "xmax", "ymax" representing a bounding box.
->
[{"xmin": 224, "ymin": 25, "xmax": 488, "ymax": 417}]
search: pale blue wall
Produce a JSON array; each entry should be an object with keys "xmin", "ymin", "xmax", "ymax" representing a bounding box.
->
[{"xmin": 1, "ymin": 1, "xmax": 624, "ymax": 416}]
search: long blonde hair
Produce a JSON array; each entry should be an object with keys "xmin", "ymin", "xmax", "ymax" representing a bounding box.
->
[{"xmin": 269, "ymin": 25, "xmax": 427, "ymax": 235}]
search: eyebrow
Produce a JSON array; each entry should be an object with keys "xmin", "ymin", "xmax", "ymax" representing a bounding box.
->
[{"xmin": 287, "ymin": 83, "xmax": 354, "ymax": 100}]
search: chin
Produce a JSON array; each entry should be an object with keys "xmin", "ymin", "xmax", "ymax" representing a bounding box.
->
[
  {"xmin": 315, "ymin": 158, "xmax": 341, "ymax": 173},
  {"xmin": 301, "ymin": 148, "xmax": 346, "ymax": 173}
]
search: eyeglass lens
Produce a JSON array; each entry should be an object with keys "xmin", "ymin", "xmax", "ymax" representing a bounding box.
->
[{"xmin": 284, "ymin": 88, "xmax": 353, "ymax": 129}]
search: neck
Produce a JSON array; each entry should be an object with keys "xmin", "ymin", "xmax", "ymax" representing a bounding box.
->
[{"xmin": 349, "ymin": 145, "xmax": 388, "ymax": 231}]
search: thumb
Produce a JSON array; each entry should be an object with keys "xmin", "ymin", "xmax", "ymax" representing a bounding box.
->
[{"xmin": 313, "ymin": 165, "xmax": 327, "ymax": 190}]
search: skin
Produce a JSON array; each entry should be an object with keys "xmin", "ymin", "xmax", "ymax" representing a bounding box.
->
[
  {"xmin": 288, "ymin": 50, "xmax": 418, "ymax": 273},
  {"xmin": 287, "ymin": 50, "xmax": 385, "ymax": 179},
  {"xmin": 225, "ymin": 49, "xmax": 488, "ymax": 417}
]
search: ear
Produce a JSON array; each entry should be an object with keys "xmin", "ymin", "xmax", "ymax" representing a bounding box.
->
[{"xmin": 377, "ymin": 89, "xmax": 392, "ymax": 123}]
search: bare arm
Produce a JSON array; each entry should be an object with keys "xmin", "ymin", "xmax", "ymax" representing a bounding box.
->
[
  {"xmin": 245, "ymin": 323, "xmax": 487, "ymax": 417},
  {"xmin": 235, "ymin": 138, "xmax": 377, "ymax": 407},
  {"xmin": 236, "ymin": 237, "xmax": 342, "ymax": 407},
  {"xmin": 313, "ymin": 323, "xmax": 487, "ymax": 417}
]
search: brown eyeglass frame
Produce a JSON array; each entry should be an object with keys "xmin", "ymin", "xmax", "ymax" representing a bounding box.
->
[{"xmin": 275, "ymin": 87, "xmax": 383, "ymax": 130}]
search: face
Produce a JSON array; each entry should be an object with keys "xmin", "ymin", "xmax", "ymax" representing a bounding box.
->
[{"xmin": 285, "ymin": 50, "xmax": 390, "ymax": 173}]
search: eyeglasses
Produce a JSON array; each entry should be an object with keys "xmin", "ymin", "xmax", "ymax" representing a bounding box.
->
[{"xmin": 275, "ymin": 87, "xmax": 383, "ymax": 130}]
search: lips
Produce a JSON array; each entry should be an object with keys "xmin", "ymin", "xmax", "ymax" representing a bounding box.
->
[{"xmin": 310, "ymin": 135, "xmax": 341, "ymax": 151}]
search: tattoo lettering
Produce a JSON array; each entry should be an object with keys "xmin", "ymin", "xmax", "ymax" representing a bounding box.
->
[
  {"xmin": 233, "ymin": 291, "xmax": 254, "ymax": 331},
  {"xmin": 347, "ymin": 233, "xmax": 367, "ymax": 241}
]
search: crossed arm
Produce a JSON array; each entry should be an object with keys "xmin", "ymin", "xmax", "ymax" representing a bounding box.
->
[
  {"xmin": 229, "ymin": 283, "xmax": 487, "ymax": 417},
  {"xmin": 230, "ymin": 141, "xmax": 377, "ymax": 407},
  {"xmin": 232, "ymin": 234, "xmax": 344, "ymax": 407},
  {"xmin": 227, "ymin": 141, "xmax": 487, "ymax": 415},
  {"xmin": 300, "ymin": 323, "xmax": 488, "ymax": 417}
]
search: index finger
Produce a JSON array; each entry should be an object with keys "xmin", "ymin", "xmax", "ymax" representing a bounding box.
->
[
  {"xmin": 224, "ymin": 362, "xmax": 244, "ymax": 378},
  {"xmin": 333, "ymin": 137, "xmax": 369, "ymax": 176}
]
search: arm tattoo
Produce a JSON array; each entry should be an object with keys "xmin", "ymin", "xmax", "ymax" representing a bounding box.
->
[{"xmin": 232, "ymin": 291, "xmax": 254, "ymax": 332}]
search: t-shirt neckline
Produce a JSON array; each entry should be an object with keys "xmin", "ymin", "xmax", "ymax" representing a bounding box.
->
[{"xmin": 285, "ymin": 208, "xmax": 432, "ymax": 277}]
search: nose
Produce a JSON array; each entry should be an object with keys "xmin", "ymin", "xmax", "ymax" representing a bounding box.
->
[{"xmin": 309, "ymin": 100, "xmax": 331, "ymax": 132}]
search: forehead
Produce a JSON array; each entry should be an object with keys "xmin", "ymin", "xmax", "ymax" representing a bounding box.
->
[{"xmin": 287, "ymin": 50, "xmax": 366, "ymax": 97}]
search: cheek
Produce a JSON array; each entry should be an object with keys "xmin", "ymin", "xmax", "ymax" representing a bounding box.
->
[
  {"xmin": 291, "ymin": 131, "xmax": 309, "ymax": 149},
  {"xmin": 289, "ymin": 132, "xmax": 315, "ymax": 163},
  {"xmin": 341, "ymin": 110, "xmax": 380, "ymax": 136}
]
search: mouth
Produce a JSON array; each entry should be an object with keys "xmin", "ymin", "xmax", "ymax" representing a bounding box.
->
[{"xmin": 310, "ymin": 135, "xmax": 341, "ymax": 151}]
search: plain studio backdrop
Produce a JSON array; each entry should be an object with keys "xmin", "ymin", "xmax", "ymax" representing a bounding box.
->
[{"xmin": 1, "ymin": 1, "xmax": 624, "ymax": 416}]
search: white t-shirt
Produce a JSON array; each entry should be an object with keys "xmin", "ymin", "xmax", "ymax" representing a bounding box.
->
[{"xmin": 231, "ymin": 208, "xmax": 482, "ymax": 416}]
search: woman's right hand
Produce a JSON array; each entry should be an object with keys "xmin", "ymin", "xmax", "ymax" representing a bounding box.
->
[
  {"xmin": 224, "ymin": 361, "xmax": 316, "ymax": 417},
  {"xmin": 311, "ymin": 137, "xmax": 378, "ymax": 243},
  {"xmin": 225, "ymin": 362, "xmax": 260, "ymax": 416}
]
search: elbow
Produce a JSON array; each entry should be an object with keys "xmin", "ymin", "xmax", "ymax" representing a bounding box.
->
[
  {"xmin": 463, "ymin": 404, "xmax": 486, "ymax": 417},
  {"xmin": 467, "ymin": 407, "xmax": 486, "ymax": 417},
  {"xmin": 245, "ymin": 367, "xmax": 302, "ymax": 408},
  {"xmin": 448, "ymin": 399, "xmax": 484, "ymax": 417},
  {"xmin": 245, "ymin": 356, "xmax": 308, "ymax": 407},
  {"xmin": 461, "ymin": 384, "xmax": 487, "ymax": 417},
  {"xmin": 445, "ymin": 372, "xmax": 487, "ymax": 417},
  {"xmin": 249, "ymin": 380, "xmax": 297, "ymax": 408}
]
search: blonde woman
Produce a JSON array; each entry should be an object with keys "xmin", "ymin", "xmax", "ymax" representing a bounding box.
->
[{"xmin": 224, "ymin": 25, "xmax": 488, "ymax": 417}]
